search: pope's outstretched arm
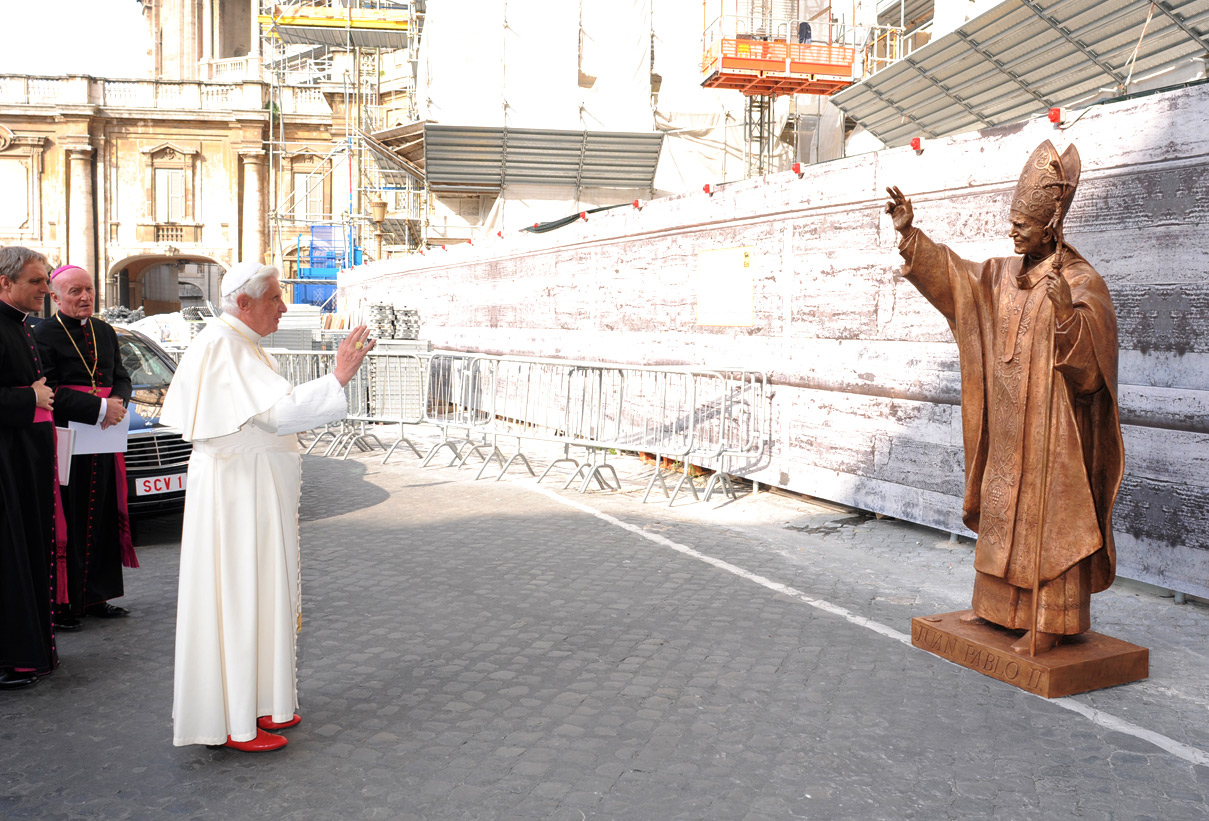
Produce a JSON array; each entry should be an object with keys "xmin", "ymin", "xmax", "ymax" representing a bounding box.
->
[
  {"xmin": 263, "ymin": 326, "xmax": 376, "ymax": 435},
  {"xmin": 162, "ymin": 325, "xmax": 376, "ymax": 441}
]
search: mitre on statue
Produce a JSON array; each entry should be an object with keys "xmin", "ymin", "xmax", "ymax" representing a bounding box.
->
[{"xmin": 1010, "ymin": 140, "xmax": 1082, "ymax": 228}]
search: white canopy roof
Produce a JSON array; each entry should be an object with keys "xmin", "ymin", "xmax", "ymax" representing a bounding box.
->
[{"xmin": 834, "ymin": 0, "xmax": 1209, "ymax": 147}]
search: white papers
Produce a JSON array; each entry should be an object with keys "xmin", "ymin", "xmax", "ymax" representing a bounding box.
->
[
  {"xmin": 69, "ymin": 412, "xmax": 130, "ymax": 455},
  {"xmin": 55, "ymin": 427, "xmax": 75, "ymax": 485}
]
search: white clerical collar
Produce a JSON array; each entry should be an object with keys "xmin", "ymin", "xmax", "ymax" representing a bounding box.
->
[{"xmin": 220, "ymin": 313, "xmax": 265, "ymax": 343}]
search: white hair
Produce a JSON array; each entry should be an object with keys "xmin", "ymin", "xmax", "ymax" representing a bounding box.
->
[{"xmin": 220, "ymin": 264, "xmax": 280, "ymax": 313}]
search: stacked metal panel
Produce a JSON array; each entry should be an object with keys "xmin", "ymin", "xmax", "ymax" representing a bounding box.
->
[
  {"xmin": 366, "ymin": 303, "xmax": 421, "ymax": 340},
  {"xmin": 394, "ymin": 308, "xmax": 421, "ymax": 340},
  {"xmin": 368, "ymin": 303, "xmax": 395, "ymax": 339}
]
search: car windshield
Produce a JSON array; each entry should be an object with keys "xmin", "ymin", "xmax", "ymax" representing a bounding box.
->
[{"xmin": 118, "ymin": 334, "xmax": 175, "ymax": 389}]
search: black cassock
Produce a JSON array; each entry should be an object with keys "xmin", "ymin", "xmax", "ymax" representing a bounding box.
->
[
  {"xmin": 34, "ymin": 313, "xmax": 134, "ymax": 615},
  {"xmin": 0, "ymin": 300, "xmax": 58, "ymax": 674}
]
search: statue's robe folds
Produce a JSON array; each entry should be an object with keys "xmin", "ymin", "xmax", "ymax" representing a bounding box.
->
[
  {"xmin": 160, "ymin": 315, "xmax": 348, "ymax": 746},
  {"xmin": 899, "ymin": 228, "xmax": 1124, "ymax": 635}
]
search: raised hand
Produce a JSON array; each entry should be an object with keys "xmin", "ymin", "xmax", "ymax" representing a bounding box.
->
[
  {"xmin": 333, "ymin": 325, "xmax": 376, "ymax": 387},
  {"xmin": 885, "ymin": 186, "xmax": 914, "ymax": 235}
]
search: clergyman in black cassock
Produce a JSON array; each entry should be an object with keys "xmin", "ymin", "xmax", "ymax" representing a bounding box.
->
[
  {"xmin": 34, "ymin": 264, "xmax": 136, "ymax": 627},
  {"xmin": 0, "ymin": 246, "xmax": 60, "ymax": 688}
]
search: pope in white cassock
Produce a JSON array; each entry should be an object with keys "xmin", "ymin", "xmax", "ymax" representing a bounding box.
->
[{"xmin": 160, "ymin": 261, "xmax": 374, "ymax": 752}]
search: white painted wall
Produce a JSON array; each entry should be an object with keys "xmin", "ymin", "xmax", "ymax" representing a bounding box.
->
[
  {"xmin": 343, "ymin": 73, "xmax": 1209, "ymax": 599},
  {"xmin": 415, "ymin": 0, "xmax": 801, "ymax": 236}
]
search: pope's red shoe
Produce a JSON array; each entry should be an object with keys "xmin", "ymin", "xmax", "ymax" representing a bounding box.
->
[
  {"xmin": 257, "ymin": 714, "xmax": 301, "ymax": 731},
  {"xmin": 222, "ymin": 729, "xmax": 288, "ymax": 752}
]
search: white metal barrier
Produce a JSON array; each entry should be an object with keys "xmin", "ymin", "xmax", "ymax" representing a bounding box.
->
[
  {"xmin": 666, "ymin": 368, "xmax": 770, "ymax": 503},
  {"xmin": 417, "ymin": 353, "xmax": 496, "ymax": 467},
  {"xmin": 269, "ymin": 349, "xmax": 425, "ymax": 459},
  {"xmin": 264, "ymin": 347, "xmax": 769, "ymax": 502}
]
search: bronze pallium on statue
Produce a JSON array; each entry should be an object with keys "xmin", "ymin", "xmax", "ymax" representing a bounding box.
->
[{"xmin": 886, "ymin": 140, "xmax": 1147, "ymax": 696}]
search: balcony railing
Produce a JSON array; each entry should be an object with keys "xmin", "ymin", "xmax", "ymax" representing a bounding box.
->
[
  {"xmin": 155, "ymin": 225, "xmax": 185, "ymax": 243},
  {"xmin": 0, "ymin": 74, "xmax": 328, "ymax": 116},
  {"xmin": 262, "ymin": 0, "xmax": 409, "ymax": 10},
  {"xmin": 203, "ymin": 56, "xmax": 266, "ymax": 82},
  {"xmin": 279, "ymin": 85, "xmax": 331, "ymax": 115},
  {"xmin": 700, "ymin": 14, "xmax": 857, "ymax": 95}
]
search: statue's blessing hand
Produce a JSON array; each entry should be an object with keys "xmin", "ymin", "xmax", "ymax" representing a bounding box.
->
[{"xmin": 885, "ymin": 186, "xmax": 914, "ymax": 235}]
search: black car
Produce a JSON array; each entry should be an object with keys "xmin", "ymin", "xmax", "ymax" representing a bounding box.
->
[{"xmin": 116, "ymin": 327, "xmax": 191, "ymax": 514}]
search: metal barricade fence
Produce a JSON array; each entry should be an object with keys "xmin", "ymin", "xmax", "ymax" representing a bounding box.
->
[
  {"xmin": 418, "ymin": 353, "xmax": 497, "ymax": 467},
  {"xmin": 657, "ymin": 368, "xmax": 770, "ymax": 503},
  {"xmin": 462, "ymin": 356, "xmax": 751, "ymax": 497},
  {"xmin": 325, "ymin": 350, "xmax": 430, "ymax": 460},
  {"xmin": 481, "ymin": 359, "xmax": 632, "ymax": 489},
  {"xmin": 270, "ymin": 350, "xmax": 335, "ymax": 385},
  {"xmin": 269, "ymin": 348, "xmax": 428, "ymax": 459},
  {"xmin": 263, "ymin": 345, "xmax": 769, "ymax": 499},
  {"xmin": 368, "ymin": 352, "xmax": 428, "ymax": 461}
]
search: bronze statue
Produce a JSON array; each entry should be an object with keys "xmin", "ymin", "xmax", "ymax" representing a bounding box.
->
[{"xmin": 887, "ymin": 141, "xmax": 1124, "ymax": 656}]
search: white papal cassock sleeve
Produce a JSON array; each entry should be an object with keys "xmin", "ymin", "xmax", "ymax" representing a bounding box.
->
[{"xmin": 260, "ymin": 373, "xmax": 349, "ymax": 435}]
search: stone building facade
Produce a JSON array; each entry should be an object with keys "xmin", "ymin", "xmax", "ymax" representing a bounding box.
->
[{"xmin": 0, "ymin": 0, "xmax": 334, "ymax": 312}]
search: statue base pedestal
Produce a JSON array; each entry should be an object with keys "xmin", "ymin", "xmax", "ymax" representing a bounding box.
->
[{"xmin": 911, "ymin": 610, "xmax": 1148, "ymax": 698}]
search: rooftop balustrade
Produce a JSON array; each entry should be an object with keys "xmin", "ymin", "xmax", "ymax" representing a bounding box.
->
[{"xmin": 0, "ymin": 74, "xmax": 330, "ymax": 116}]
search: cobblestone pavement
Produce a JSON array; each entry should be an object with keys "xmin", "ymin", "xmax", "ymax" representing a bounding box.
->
[{"xmin": 2, "ymin": 431, "xmax": 1207, "ymax": 820}]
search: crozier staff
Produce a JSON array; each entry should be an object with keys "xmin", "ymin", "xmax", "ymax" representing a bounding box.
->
[
  {"xmin": 34, "ymin": 264, "xmax": 137, "ymax": 631},
  {"xmin": 160, "ymin": 261, "xmax": 374, "ymax": 751},
  {"xmin": 885, "ymin": 141, "xmax": 1124, "ymax": 656}
]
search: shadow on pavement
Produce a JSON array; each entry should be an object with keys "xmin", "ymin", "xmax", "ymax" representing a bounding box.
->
[{"xmin": 299, "ymin": 455, "xmax": 392, "ymax": 521}]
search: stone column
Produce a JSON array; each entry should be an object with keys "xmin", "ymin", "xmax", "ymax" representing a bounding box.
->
[
  {"xmin": 240, "ymin": 149, "xmax": 265, "ymax": 264},
  {"xmin": 66, "ymin": 143, "xmax": 96, "ymax": 276},
  {"xmin": 202, "ymin": 0, "xmax": 214, "ymax": 66},
  {"xmin": 250, "ymin": 2, "xmax": 262, "ymax": 62},
  {"xmin": 184, "ymin": 0, "xmax": 199, "ymax": 80}
]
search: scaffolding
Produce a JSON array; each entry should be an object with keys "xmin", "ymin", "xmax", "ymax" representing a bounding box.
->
[
  {"xmin": 702, "ymin": 0, "xmax": 857, "ymax": 176},
  {"xmin": 259, "ymin": 0, "xmax": 427, "ymax": 294}
]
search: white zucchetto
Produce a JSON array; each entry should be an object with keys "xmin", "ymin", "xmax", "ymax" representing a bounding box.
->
[{"xmin": 221, "ymin": 261, "xmax": 272, "ymax": 297}]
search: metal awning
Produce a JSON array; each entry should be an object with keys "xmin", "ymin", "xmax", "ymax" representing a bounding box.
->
[
  {"xmin": 259, "ymin": 6, "xmax": 410, "ymax": 50},
  {"xmin": 834, "ymin": 0, "xmax": 1209, "ymax": 147},
  {"xmin": 359, "ymin": 128, "xmax": 425, "ymax": 182},
  {"xmin": 373, "ymin": 120, "xmax": 427, "ymax": 170},
  {"xmin": 401, "ymin": 125, "xmax": 664, "ymax": 192},
  {"xmin": 271, "ymin": 26, "xmax": 408, "ymax": 49}
]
